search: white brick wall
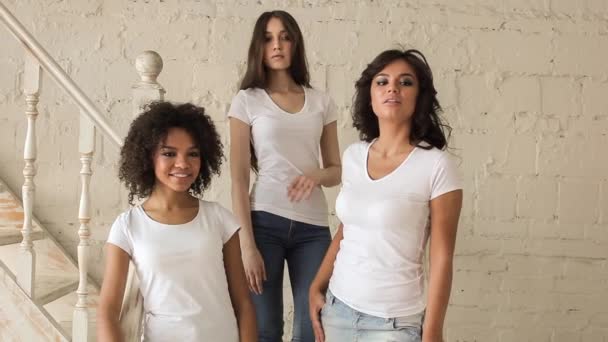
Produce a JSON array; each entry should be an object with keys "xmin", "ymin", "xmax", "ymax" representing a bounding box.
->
[{"xmin": 1, "ymin": 1, "xmax": 607, "ymax": 340}]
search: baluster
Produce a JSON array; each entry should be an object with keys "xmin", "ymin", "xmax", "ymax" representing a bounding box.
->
[
  {"xmin": 17, "ymin": 51, "xmax": 41, "ymax": 297},
  {"xmin": 72, "ymin": 112, "xmax": 95, "ymax": 341}
]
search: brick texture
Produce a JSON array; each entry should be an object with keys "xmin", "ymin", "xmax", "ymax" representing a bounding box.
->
[{"xmin": 1, "ymin": 0, "xmax": 607, "ymax": 341}]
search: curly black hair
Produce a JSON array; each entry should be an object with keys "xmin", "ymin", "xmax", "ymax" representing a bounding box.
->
[
  {"xmin": 118, "ymin": 102, "xmax": 224, "ymax": 205},
  {"xmin": 352, "ymin": 49, "xmax": 451, "ymax": 150}
]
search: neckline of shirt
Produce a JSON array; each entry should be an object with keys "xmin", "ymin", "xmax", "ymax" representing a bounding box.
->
[
  {"xmin": 262, "ymin": 86, "xmax": 308, "ymax": 116},
  {"xmin": 364, "ymin": 139, "xmax": 418, "ymax": 183},
  {"xmin": 137, "ymin": 201, "xmax": 202, "ymax": 228}
]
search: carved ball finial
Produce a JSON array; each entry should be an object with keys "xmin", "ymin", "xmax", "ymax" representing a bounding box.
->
[{"xmin": 135, "ymin": 51, "xmax": 163, "ymax": 84}]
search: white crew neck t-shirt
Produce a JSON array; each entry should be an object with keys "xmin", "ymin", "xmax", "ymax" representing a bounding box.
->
[
  {"xmin": 107, "ymin": 200, "xmax": 240, "ymax": 341},
  {"xmin": 329, "ymin": 141, "xmax": 463, "ymax": 318},
  {"xmin": 228, "ymin": 87, "xmax": 337, "ymax": 226}
]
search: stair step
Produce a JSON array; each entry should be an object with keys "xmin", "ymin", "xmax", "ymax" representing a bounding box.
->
[
  {"xmin": 0, "ymin": 238, "xmax": 79, "ymax": 302},
  {"xmin": 59, "ymin": 320, "xmax": 97, "ymax": 342},
  {"xmin": 0, "ymin": 262, "xmax": 70, "ymax": 341},
  {"xmin": 44, "ymin": 283, "xmax": 99, "ymax": 341},
  {"xmin": 0, "ymin": 237, "xmax": 78, "ymax": 274},
  {"xmin": 36, "ymin": 275, "xmax": 79, "ymax": 305},
  {"xmin": 0, "ymin": 183, "xmax": 45, "ymax": 246},
  {"xmin": 0, "ymin": 227, "xmax": 45, "ymax": 246}
]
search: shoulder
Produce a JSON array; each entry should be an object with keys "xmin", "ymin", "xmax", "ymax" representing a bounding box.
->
[
  {"xmin": 113, "ymin": 206, "xmax": 140, "ymax": 229},
  {"xmin": 343, "ymin": 141, "xmax": 369, "ymax": 162},
  {"xmin": 417, "ymin": 145, "xmax": 445, "ymax": 158},
  {"xmin": 235, "ymin": 88, "xmax": 264, "ymax": 100},
  {"xmin": 304, "ymin": 87, "xmax": 324, "ymax": 97},
  {"xmin": 346, "ymin": 140, "xmax": 369, "ymax": 153},
  {"xmin": 199, "ymin": 200, "xmax": 240, "ymax": 238},
  {"xmin": 200, "ymin": 200, "xmax": 233, "ymax": 219},
  {"xmin": 415, "ymin": 146, "xmax": 460, "ymax": 172},
  {"xmin": 305, "ymin": 87, "xmax": 331, "ymax": 104},
  {"xmin": 108, "ymin": 206, "xmax": 142, "ymax": 243}
]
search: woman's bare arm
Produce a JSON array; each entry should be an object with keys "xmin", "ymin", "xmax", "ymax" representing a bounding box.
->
[
  {"xmin": 223, "ymin": 232, "xmax": 257, "ymax": 342},
  {"xmin": 229, "ymin": 117, "xmax": 266, "ymax": 295},
  {"xmin": 424, "ymin": 190, "xmax": 463, "ymax": 342},
  {"xmin": 97, "ymin": 244, "xmax": 130, "ymax": 342}
]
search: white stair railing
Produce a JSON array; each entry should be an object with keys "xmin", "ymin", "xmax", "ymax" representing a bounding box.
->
[
  {"xmin": 0, "ymin": 1, "xmax": 122, "ymax": 146},
  {"xmin": 0, "ymin": 2, "xmax": 166, "ymax": 341}
]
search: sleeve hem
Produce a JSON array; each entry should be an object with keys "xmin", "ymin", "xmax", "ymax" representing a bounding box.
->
[
  {"xmin": 223, "ymin": 225, "xmax": 241, "ymax": 244},
  {"xmin": 226, "ymin": 115, "xmax": 251, "ymax": 126},
  {"xmin": 430, "ymin": 187, "xmax": 463, "ymax": 201},
  {"xmin": 106, "ymin": 241, "xmax": 132, "ymax": 257}
]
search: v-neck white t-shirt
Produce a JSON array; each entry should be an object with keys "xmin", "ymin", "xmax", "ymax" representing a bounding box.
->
[
  {"xmin": 107, "ymin": 200, "xmax": 240, "ymax": 341},
  {"xmin": 228, "ymin": 87, "xmax": 337, "ymax": 226},
  {"xmin": 329, "ymin": 141, "xmax": 463, "ymax": 318}
]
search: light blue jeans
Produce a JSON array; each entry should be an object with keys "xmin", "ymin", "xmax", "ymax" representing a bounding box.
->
[{"xmin": 321, "ymin": 290, "xmax": 424, "ymax": 342}]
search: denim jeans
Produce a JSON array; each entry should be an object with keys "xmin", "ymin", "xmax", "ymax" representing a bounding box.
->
[
  {"xmin": 250, "ymin": 211, "xmax": 332, "ymax": 342},
  {"xmin": 321, "ymin": 290, "xmax": 424, "ymax": 342}
]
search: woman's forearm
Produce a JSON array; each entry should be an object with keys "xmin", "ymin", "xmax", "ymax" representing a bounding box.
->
[
  {"xmin": 235, "ymin": 298, "xmax": 257, "ymax": 342},
  {"xmin": 423, "ymin": 258, "xmax": 453, "ymax": 336},
  {"xmin": 97, "ymin": 311, "xmax": 124, "ymax": 342},
  {"xmin": 309, "ymin": 165, "xmax": 341, "ymax": 188},
  {"xmin": 231, "ymin": 180, "xmax": 255, "ymax": 250}
]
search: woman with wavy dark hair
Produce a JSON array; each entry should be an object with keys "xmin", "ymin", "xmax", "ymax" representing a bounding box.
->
[
  {"xmin": 309, "ymin": 49, "xmax": 463, "ymax": 342},
  {"xmin": 228, "ymin": 10, "xmax": 341, "ymax": 342},
  {"xmin": 97, "ymin": 102, "xmax": 256, "ymax": 341}
]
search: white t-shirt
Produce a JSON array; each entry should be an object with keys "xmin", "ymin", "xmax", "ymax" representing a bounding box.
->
[
  {"xmin": 329, "ymin": 141, "xmax": 463, "ymax": 318},
  {"xmin": 107, "ymin": 200, "xmax": 240, "ymax": 341},
  {"xmin": 228, "ymin": 87, "xmax": 337, "ymax": 226}
]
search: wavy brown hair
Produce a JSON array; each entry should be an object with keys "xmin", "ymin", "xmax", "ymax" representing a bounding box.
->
[
  {"xmin": 352, "ymin": 49, "xmax": 451, "ymax": 150},
  {"xmin": 118, "ymin": 102, "xmax": 224, "ymax": 204}
]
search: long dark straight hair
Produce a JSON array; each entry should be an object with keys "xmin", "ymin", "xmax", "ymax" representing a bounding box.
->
[
  {"xmin": 239, "ymin": 10, "xmax": 311, "ymax": 171},
  {"xmin": 240, "ymin": 10, "xmax": 311, "ymax": 90}
]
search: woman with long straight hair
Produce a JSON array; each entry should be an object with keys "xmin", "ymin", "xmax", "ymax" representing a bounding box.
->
[{"xmin": 228, "ymin": 10, "xmax": 341, "ymax": 342}]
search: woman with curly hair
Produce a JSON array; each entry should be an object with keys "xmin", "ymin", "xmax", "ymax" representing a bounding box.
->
[
  {"xmin": 97, "ymin": 102, "xmax": 256, "ymax": 341},
  {"xmin": 309, "ymin": 49, "xmax": 463, "ymax": 342},
  {"xmin": 228, "ymin": 10, "xmax": 341, "ymax": 342}
]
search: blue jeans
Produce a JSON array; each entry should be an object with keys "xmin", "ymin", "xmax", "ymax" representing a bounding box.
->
[
  {"xmin": 321, "ymin": 290, "xmax": 424, "ymax": 342},
  {"xmin": 251, "ymin": 211, "xmax": 332, "ymax": 342}
]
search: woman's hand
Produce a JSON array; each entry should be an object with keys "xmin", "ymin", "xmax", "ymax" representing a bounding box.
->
[
  {"xmin": 309, "ymin": 288, "xmax": 326, "ymax": 342},
  {"xmin": 287, "ymin": 174, "xmax": 320, "ymax": 202},
  {"xmin": 241, "ymin": 246, "xmax": 266, "ymax": 295}
]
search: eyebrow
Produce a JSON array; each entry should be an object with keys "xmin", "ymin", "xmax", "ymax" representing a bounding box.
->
[
  {"xmin": 265, "ymin": 30, "xmax": 287, "ymax": 34},
  {"xmin": 375, "ymin": 73, "xmax": 416, "ymax": 78},
  {"xmin": 159, "ymin": 145, "xmax": 199, "ymax": 150}
]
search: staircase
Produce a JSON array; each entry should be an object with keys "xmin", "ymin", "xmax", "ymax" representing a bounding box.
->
[
  {"xmin": 0, "ymin": 179, "xmax": 98, "ymax": 341},
  {"xmin": 0, "ymin": 1, "xmax": 163, "ymax": 340}
]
